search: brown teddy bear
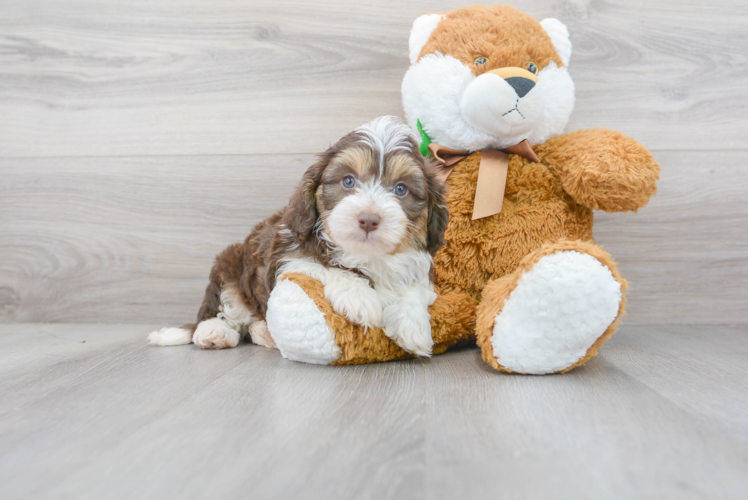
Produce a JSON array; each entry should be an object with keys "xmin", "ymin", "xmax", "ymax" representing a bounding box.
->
[{"xmin": 267, "ymin": 4, "xmax": 659, "ymax": 374}]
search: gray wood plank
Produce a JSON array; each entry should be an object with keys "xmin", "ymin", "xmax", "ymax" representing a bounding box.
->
[
  {"xmin": 0, "ymin": 154, "xmax": 312, "ymax": 323},
  {"xmin": 0, "ymin": 323, "xmax": 746, "ymax": 499},
  {"xmin": 1, "ymin": 0, "xmax": 746, "ymax": 157},
  {"xmin": 0, "ymin": 324, "xmax": 426, "ymax": 500},
  {"xmin": 2, "ymin": 150, "xmax": 747, "ymax": 325},
  {"xmin": 604, "ymin": 325, "xmax": 748, "ymax": 442},
  {"xmin": 423, "ymin": 328, "xmax": 748, "ymax": 500}
]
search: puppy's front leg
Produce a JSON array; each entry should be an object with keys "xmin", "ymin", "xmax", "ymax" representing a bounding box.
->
[
  {"xmin": 323, "ymin": 268, "xmax": 383, "ymax": 329},
  {"xmin": 382, "ymin": 284, "xmax": 437, "ymax": 357},
  {"xmin": 278, "ymin": 260, "xmax": 383, "ymax": 328}
]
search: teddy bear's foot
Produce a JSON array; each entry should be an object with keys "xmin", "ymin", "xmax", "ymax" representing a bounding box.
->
[
  {"xmin": 266, "ymin": 275, "xmax": 342, "ymax": 365},
  {"xmin": 477, "ymin": 240, "xmax": 627, "ymax": 374}
]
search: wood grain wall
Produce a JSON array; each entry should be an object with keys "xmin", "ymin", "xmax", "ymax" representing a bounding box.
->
[{"xmin": 1, "ymin": 0, "xmax": 747, "ymax": 324}]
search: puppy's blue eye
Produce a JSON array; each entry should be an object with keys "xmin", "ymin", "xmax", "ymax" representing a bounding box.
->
[
  {"xmin": 342, "ymin": 175, "xmax": 355, "ymax": 188},
  {"xmin": 394, "ymin": 183, "xmax": 408, "ymax": 197}
]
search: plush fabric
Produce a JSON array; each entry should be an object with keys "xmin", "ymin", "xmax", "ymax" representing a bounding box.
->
[
  {"xmin": 271, "ymin": 4, "xmax": 659, "ymax": 374},
  {"xmin": 418, "ymin": 5, "xmax": 563, "ymax": 73},
  {"xmin": 279, "ymin": 273, "xmax": 476, "ymax": 365},
  {"xmin": 475, "ymin": 240, "xmax": 628, "ymax": 374}
]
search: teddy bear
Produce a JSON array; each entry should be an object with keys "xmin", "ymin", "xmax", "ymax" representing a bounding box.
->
[{"xmin": 266, "ymin": 4, "xmax": 659, "ymax": 374}]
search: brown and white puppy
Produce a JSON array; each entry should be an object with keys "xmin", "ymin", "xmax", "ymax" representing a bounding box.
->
[{"xmin": 149, "ymin": 116, "xmax": 448, "ymax": 357}]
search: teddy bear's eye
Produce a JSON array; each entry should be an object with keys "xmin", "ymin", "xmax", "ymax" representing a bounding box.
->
[
  {"xmin": 474, "ymin": 56, "xmax": 489, "ymax": 66},
  {"xmin": 526, "ymin": 62, "xmax": 539, "ymax": 75}
]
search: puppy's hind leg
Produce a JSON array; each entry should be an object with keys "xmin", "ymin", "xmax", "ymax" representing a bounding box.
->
[
  {"xmin": 148, "ymin": 258, "xmax": 235, "ymax": 348},
  {"xmin": 148, "ymin": 255, "xmax": 226, "ymax": 348},
  {"xmin": 192, "ymin": 284, "xmax": 252, "ymax": 350},
  {"xmin": 149, "ymin": 242, "xmax": 261, "ymax": 350},
  {"xmin": 216, "ymin": 285, "xmax": 276, "ymax": 349},
  {"xmin": 148, "ymin": 265, "xmax": 225, "ymax": 348},
  {"xmin": 192, "ymin": 318, "xmax": 241, "ymax": 349}
]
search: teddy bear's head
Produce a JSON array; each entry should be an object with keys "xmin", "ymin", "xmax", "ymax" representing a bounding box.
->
[{"xmin": 402, "ymin": 5, "xmax": 574, "ymax": 152}]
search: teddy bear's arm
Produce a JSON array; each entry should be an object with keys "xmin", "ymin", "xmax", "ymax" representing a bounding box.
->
[
  {"xmin": 538, "ymin": 128, "xmax": 660, "ymax": 212},
  {"xmin": 268, "ymin": 273, "xmax": 477, "ymax": 365}
]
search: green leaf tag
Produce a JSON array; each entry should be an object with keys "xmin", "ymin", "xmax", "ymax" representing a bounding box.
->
[{"xmin": 417, "ymin": 119, "xmax": 432, "ymax": 157}]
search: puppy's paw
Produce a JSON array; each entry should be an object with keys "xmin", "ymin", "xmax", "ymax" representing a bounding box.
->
[
  {"xmin": 193, "ymin": 318, "xmax": 241, "ymax": 349},
  {"xmin": 249, "ymin": 320, "xmax": 277, "ymax": 349},
  {"xmin": 382, "ymin": 304, "xmax": 433, "ymax": 357},
  {"xmin": 324, "ymin": 278, "xmax": 383, "ymax": 328}
]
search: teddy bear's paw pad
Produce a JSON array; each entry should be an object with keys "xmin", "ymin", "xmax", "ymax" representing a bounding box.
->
[
  {"xmin": 193, "ymin": 318, "xmax": 241, "ymax": 350},
  {"xmin": 491, "ymin": 251, "xmax": 622, "ymax": 374},
  {"xmin": 266, "ymin": 278, "xmax": 342, "ymax": 365}
]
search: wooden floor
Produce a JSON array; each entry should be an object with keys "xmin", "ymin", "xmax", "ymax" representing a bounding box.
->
[{"xmin": 0, "ymin": 323, "xmax": 746, "ymax": 499}]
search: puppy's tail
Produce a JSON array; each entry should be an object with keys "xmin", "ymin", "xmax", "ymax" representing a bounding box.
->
[{"xmin": 147, "ymin": 323, "xmax": 196, "ymax": 346}]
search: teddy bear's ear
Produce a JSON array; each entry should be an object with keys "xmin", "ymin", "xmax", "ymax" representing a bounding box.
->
[
  {"xmin": 409, "ymin": 14, "xmax": 444, "ymax": 65},
  {"xmin": 540, "ymin": 18, "xmax": 572, "ymax": 67}
]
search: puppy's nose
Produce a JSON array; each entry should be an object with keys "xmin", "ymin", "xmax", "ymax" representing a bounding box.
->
[{"xmin": 358, "ymin": 213, "xmax": 380, "ymax": 233}]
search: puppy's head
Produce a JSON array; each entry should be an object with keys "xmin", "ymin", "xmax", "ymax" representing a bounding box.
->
[{"xmin": 284, "ymin": 116, "xmax": 448, "ymax": 257}]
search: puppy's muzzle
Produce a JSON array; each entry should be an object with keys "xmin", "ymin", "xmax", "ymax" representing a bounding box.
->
[
  {"xmin": 358, "ymin": 212, "xmax": 380, "ymax": 234},
  {"xmin": 488, "ymin": 67, "xmax": 538, "ymax": 98}
]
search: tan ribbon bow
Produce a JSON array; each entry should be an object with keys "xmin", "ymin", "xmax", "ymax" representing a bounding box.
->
[{"xmin": 428, "ymin": 140, "xmax": 541, "ymax": 220}]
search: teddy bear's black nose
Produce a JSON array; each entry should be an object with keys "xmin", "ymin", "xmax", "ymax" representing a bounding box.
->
[{"xmin": 505, "ymin": 77, "xmax": 536, "ymax": 98}]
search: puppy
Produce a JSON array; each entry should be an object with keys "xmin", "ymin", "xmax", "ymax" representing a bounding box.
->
[{"xmin": 149, "ymin": 116, "xmax": 448, "ymax": 357}]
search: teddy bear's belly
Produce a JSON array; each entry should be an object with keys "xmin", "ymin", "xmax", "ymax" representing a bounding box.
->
[{"xmin": 433, "ymin": 196, "xmax": 594, "ymax": 300}]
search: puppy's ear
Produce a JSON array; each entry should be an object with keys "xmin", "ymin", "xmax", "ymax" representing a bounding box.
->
[
  {"xmin": 284, "ymin": 131, "xmax": 359, "ymax": 242},
  {"xmin": 283, "ymin": 159, "xmax": 326, "ymax": 242},
  {"xmin": 425, "ymin": 163, "xmax": 449, "ymax": 255}
]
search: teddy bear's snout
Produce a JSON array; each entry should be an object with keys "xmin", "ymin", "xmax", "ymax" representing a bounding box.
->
[
  {"xmin": 460, "ymin": 65, "xmax": 545, "ymax": 138},
  {"xmin": 487, "ymin": 67, "xmax": 538, "ymax": 99},
  {"xmin": 504, "ymin": 77, "xmax": 535, "ymax": 98}
]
